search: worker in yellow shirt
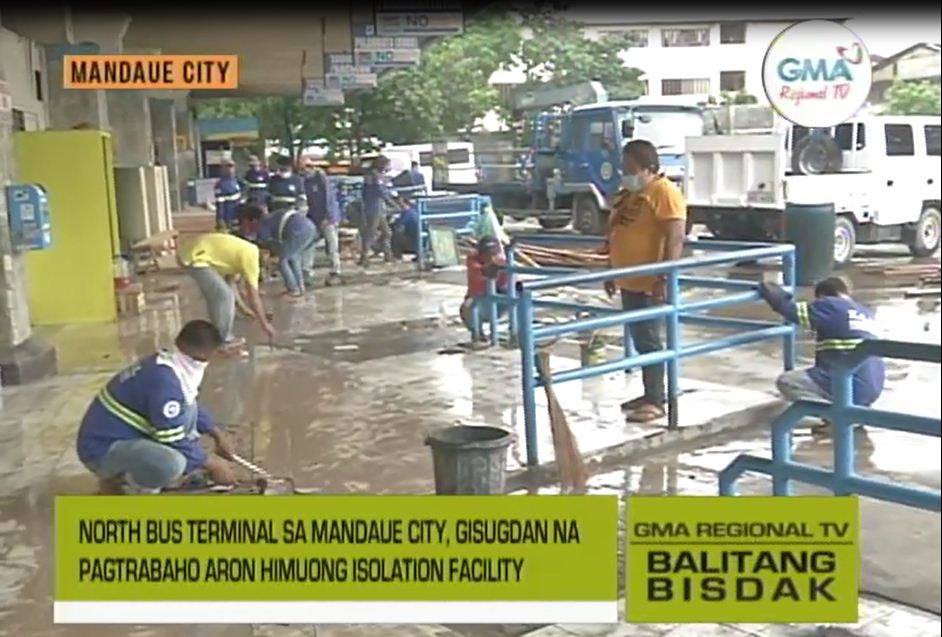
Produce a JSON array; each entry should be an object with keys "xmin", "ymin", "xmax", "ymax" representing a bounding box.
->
[
  {"xmin": 604, "ymin": 139, "xmax": 687, "ymax": 423},
  {"xmin": 178, "ymin": 233, "xmax": 276, "ymax": 350}
]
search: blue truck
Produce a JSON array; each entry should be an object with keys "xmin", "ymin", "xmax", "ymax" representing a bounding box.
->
[{"xmin": 459, "ymin": 97, "xmax": 709, "ymax": 234}]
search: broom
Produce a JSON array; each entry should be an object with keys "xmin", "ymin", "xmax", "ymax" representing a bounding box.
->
[{"xmin": 536, "ymin": 350, "xmax": 588, "ymax": 494}]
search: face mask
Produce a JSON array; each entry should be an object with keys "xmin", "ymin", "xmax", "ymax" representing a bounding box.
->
[
  {"xmin": 621, "ymin": 174, "xmax": 643, "ymax": 191},
  {"xmin": 279, "ymin": 170, "xmax": 292, "ymax": 178},
  {"xmin": 156, "ymin": 349, "xmax": 209, "ymax": 403}
]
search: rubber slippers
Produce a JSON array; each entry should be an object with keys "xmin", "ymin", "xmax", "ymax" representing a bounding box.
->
[{"xmin": 626, "ymin": 403, "xmax": 666, "ymax": 423}]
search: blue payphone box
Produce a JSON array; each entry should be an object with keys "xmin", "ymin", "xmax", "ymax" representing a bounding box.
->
[{"xmin": 5, "ymin": 184, "xmax": 52, "ymax": 251}]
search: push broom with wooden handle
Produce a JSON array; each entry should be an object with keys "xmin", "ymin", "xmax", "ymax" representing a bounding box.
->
[{"xmin": 536, "ymin": 350, "xmax": 588, "ymax": 494}]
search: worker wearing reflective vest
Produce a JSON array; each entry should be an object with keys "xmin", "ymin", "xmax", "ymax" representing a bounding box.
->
[
  {"xmin": 214, "ymin": 158, "xmax": 245, "ymax": 230},
  {"xmin": 759, "ymin": 277, "xmax": 885, "ymax": 411},
  {"xmin": 76, "ymin": 320, "xmax": 238, "ymax": 494},
  {"xmin": 246, "ymin": 203, "xmax": 317, "ymax": 297},
  {"xmin": 267, "ymin": 155, "xmax": 307, "ymax": 213},
  {"xmin": 243, "ymin": 154, "xmax": 270, "ymax": 204}
]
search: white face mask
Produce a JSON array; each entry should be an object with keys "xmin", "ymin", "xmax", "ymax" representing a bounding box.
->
[
  {"xmin": 156, "ymin": 348, "xmax": 208, "ymax": 403},
  {"xmin": 279, "ymin": 170, "xmax": 292, "ymax": 178},
  {"xmin": 621, "ymin": 174, "xmax": 643, "ymax": 191}
]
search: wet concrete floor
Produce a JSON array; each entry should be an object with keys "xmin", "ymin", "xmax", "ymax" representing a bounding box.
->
[{"xmin": 0, "ymin": 237, "xmax": 938, "ymax": 636}]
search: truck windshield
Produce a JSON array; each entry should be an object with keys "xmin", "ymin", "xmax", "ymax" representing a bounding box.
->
[{"xmin": 631, "ymin": 108, "xmax": 705, "ymax": 154}]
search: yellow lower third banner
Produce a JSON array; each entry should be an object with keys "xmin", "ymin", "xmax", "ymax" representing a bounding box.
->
[
  {"xmin": 626, "ymin": 496, "xmax": 859, "ymax": 623},
  {"xmin": 55, "ymin": 495, "xmax": 617, "ymax": 624}
]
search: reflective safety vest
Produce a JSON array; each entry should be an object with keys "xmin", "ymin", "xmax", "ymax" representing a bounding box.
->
[{"xmin": 97, "ymin": 387, "xmax": 186, "ymax": 443}]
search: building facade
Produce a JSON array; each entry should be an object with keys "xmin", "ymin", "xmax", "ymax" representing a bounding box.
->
[{"xmin": 582, "ymin": 19, "xmax": 802, "ymax": 103}]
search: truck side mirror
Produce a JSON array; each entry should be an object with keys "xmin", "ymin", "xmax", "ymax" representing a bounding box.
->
[{"xmin": 621, "ymin": 120, "xmax": 635, "ymax": 139}]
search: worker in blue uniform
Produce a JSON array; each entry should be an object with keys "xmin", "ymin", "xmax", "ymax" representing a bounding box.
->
[
  {"xmin": 393, "ymin": 160, "xmax": 427, "ymax": 189},
  {"xmin": 76, "ymin": 320, "xmax": 238, "ymax": 494},
  {"xmin": 391, "ymin": 196, "xmax": 420, "ymax": 259},
  {"xmin": 359, "ymin": 155, "xmax": 400, "ymax": 266},
  {"xmin": 408, "ymin": 161, "xmax": 426, "ymax": 188},
  {"xmin": 214, "ymin": 158, "xmax": 245, "ymax": 231},
  {"xmin": 240, "ymin": 202, "xmax": 317, "ymax": 298},
  {"xmin": 267, "ymin": 155, "xmax": 307, "ymax": 213},
  {"xmin": 759, "ymin": 276, "xmax": 885, "ymax": 424},
  {"xmin": 302, "ymin": 159, "xmax": 343, "ymax": 285},
  {"xmin": 243, "ymin": 154, "xmax": 270, "ymax": 204}
]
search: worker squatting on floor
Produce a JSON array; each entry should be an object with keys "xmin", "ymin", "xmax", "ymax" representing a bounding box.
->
[
  {"xmin": 76, "ymin": 320, "xmax": 238, "ymax": 494},
  {"xmin": 460, "ymin": 237, "xmax": 509, "ymax": 339},
  {"xmin": 758, "ymin": 276, "xmax": 886, "ymax": 428}
]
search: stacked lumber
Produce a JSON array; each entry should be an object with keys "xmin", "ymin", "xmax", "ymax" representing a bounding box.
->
[
  {"xmin": 859, "ymin": 262, "xmax": 940, "ymax": 278},
  {"xmin": 514, "ymin": 243, "xmax": 607, "ymax": 268}
]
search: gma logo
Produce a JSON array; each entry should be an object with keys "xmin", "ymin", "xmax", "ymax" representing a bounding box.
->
[{"xmin": 777, "ymin": 57, "xmax": 854, "ymax": 83}]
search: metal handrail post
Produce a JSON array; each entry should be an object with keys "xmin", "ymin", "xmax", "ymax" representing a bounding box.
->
[
  {"xmin": 666, "ymin": 270, "xmax": 681, "ymax": 430},
  {"xmin": 782, "ymin": 250, "xmax": 797, "ymax": 371},
  {"xmin": 832, "ymin": 371, "xmax": 856, "ymax": 495},
  {"xmin": 415, "ymin": 199, "xmax": 425, "ymax": 270},
  {"xmin": 518, "ymin": 289, "xmax": 539, "ymax": 466},
  {"xmin": 487, "ymin": 278, "xmax": 499, "ymax": 346},
  {"xmin": 505, "ymin": 244, "xmax": 518, "ymax": 344}
]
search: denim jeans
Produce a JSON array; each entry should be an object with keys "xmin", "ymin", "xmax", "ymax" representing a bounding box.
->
[
  {"xmin": 319, "ymin": 221, "xmax": 342, "ymax": 275},
  {"xmin": 621, "ymin": 290, "xmax": 665, "ymax": 405},
  {"xmin": 280, "ymin": 222, "xmax": 318, "ymax": 293},
  {"xmin": 88, "ymin": 438, "xmax": 187, "ymax": 491},
  {"xmin": 187, "ymin": 266, "xmax": 236, "ymax": 342}
]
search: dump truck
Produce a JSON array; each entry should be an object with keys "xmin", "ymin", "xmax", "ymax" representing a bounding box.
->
[
  {"xmin": 453, "ymin": 82, "xmax": 709, "ymax": 234},
  {"xmin": 685, "ymin": 110, "xmax": 942, "ymax": 266}
]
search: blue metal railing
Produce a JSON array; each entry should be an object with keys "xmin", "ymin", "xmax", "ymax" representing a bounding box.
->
[
  {"xmin": 415, "ymin": 194, "xmax": 486, "ymax": 270},
  {"xmin": 719, "ymin": 340, "xmax": 942, "ymax": 512},
  {"xmin": 475, "ymin": 235, "xmax": 798, "ymax": 466}
]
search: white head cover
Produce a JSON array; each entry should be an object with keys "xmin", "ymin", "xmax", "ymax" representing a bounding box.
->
[{"xmin": 155, "ymin": 348, "xmax": 208, "ymax": 403}]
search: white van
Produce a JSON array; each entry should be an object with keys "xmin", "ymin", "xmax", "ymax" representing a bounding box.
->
[
  {"xmin": 383, "ymin": 142, "xmax": 477, "ymax": 186},
  {"xmin": 685, "ymin": 114, "xmax": 941, "ymax": 265}
]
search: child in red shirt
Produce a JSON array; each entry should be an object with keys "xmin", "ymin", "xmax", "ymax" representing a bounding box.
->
[{"xmin": 460, "ymin": 237, "xmax": 508, "ymax": 336}]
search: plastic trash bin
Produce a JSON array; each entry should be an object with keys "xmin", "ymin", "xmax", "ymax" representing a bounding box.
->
[
  {"xmin": 784, "ymin": 202, "xmax": 836, "ymax": 286},
  {"xmin": 425, "ymin": 426, "xmax": 514, "ymax": 495}
]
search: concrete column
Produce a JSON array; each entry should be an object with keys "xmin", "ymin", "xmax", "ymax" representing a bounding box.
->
[
  {"xmin": 175, "ymin": 95, "xmax": 200, "ymax": 201},
  {"xmin": 149, "ymin": 97, "xmax": 181, "ymax": 211},
  {"xmin": 107, "ymin": 90, "xmax": 154, "ymax": 167},
  {"xmin": 44, "ymin": 43, "xmax": 110, "ymax": 130},
  {"xmin": 0, "ymin": 22, "xmax": 57, "ymax": 384}
]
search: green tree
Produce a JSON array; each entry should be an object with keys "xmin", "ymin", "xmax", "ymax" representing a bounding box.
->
[
  {"xmin": 193, "ymin": 96, "xmax": 347, "ymax": 161},
  {"xmin": 192, "ymin": 8, "xmax": 646, "ymax": 151},
  {"xmin": 883, "ymin": 79, "xmax": 942, "ymax": 115},
  {"xmin": 357, "ymin": 8, "xmax": 523, "ymax": 142},
  {"xmin": 514, "ymin": 8, "xmax": 644, "ymax": 100}
]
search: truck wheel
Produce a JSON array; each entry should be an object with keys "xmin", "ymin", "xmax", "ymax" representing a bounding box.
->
[
  {"xmin": 793, "ymin": 134, "xmax": 843, "ymax": 175},
  {"xmin": 909, "ymin": 206, "xmax": 941, "ymax": 257},
  {"xmin": 573, "ymin": 195, "xmax": 606, "ymax": 235},
  {"xmin": 538, "ymin": 218, "xmax": 569, "ymax": 230},
  {"xmin": 833, "ymin": 216, "xmax": 856, "ymax": 268}
]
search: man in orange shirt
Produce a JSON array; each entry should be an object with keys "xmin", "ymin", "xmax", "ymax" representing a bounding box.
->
[{"xmin": 604, "ymin": 140, "xmax": 687, "ymax": 422}]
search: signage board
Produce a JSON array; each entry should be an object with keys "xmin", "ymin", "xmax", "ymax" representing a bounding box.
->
[
  {"xmin": 375, "ymin": 12, "xmax": 463, "ymax": 36},
  {"xmin": 326, "ymin": 53, "xmax": 354, "ymax": 67},
  {"xmin": 302, "ymin": 79, "xmax": 344, "ymax": 106},
  {"xmin": 355, "ymin": 48, "xmax": 421, "ymax": 68},
  {"xmin": 326, "ymin": 71, "xmax": 378, "ymax": 90},
  {"xmin": 762, "ymin": 19, "xmax": 871, "ymax": 127},
  {"xmin": 354, "ymin": 36, "xmax": 419, "ymax": 51}
]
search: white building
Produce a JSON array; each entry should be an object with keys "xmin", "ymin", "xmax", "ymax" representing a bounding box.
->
[{"xmin": 580, "ymin": 16, "xmax": 846, "ymax": 103}]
